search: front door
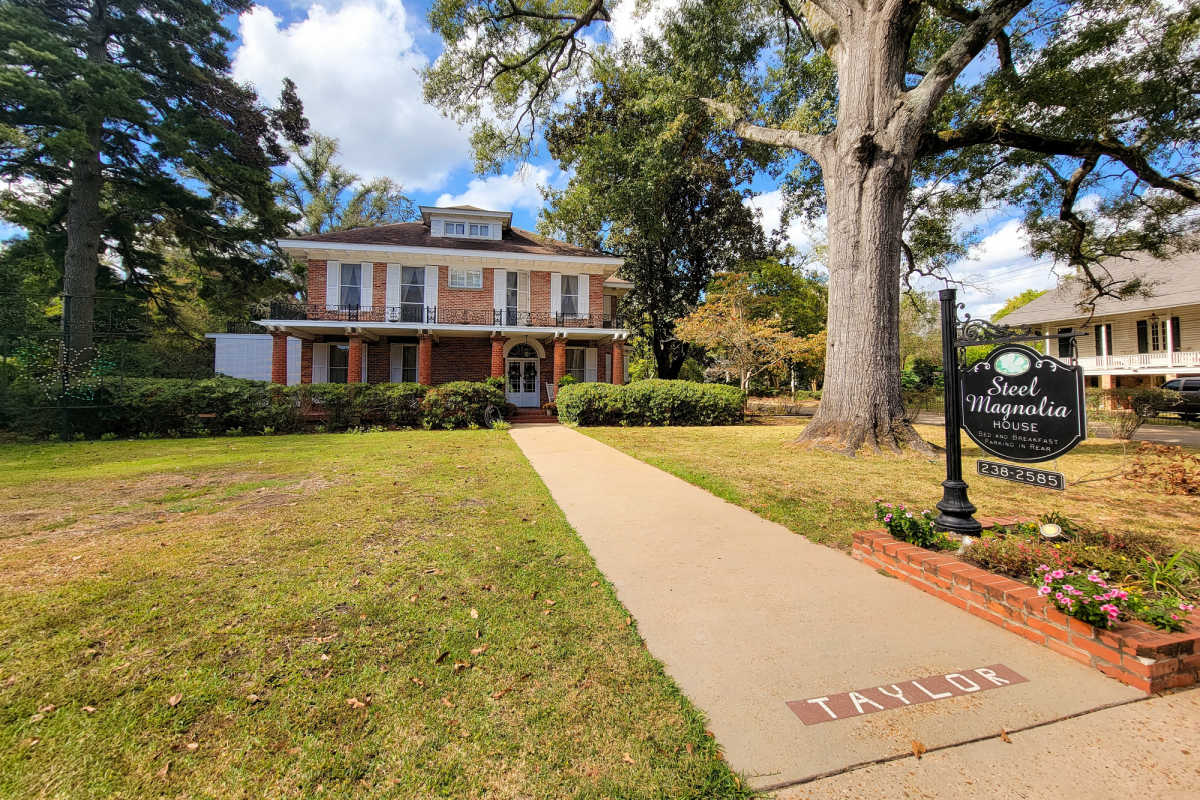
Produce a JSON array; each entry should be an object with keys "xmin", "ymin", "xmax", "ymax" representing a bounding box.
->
[{"xmin": 506, "ymin": 357, "xmax": 540, "ymax": 407}]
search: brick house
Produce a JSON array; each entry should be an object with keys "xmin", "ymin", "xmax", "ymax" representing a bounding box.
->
[
  {"xmin": 999, "ymin": 250, "xmax": 1200, "ymax": 391},
  {"xmin": 249, "ymin": 205, "xmax": 632, "ymax": 408}
]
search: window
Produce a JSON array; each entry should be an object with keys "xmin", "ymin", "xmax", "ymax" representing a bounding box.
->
[
  {"xmin": 449, "ymin": 268, "xmax": 483, "ymax": 289},
  {"xmin": 469, "ymin": 223, "xmax": 489, "ymax": 237},
  {"xmin": 566, "ymin": 348, "xmax": 586, "ymax": 382},
  {"xmin": 443, "ymin": 221, "xmax": 465, "ymax": 235},
  {"xmin": 508, "ymin": 343, "xmax": 537, "ymax": 358},
  {"xmin": 506, "ymin": 271, "xmax": 519, "ymax": 324},
  {"xmin": 400, "ymin": 267, "xmax": 425, "ymax": 323},
  {"xmin": 1057, "ymin": 327, "xmax": 1072, "ymax": 359},
  {"xmin": 339, "ymin": 263, "xmax": 361, "ymax": 308},
  {"xmin": 1093, "ymin": 323, "xmax": 1112, "ymax": 357},
  {"xmin": 328, "ymin": 344, "xmax": 349, "ymax": 384},
  {"xmin": 560, "ymin": 274, "xmax": 579, "ymax": 316},
  {"xmin": 1183, "ymin": 379, "xmax": 1200, "ymax": 391},
  {"xmin": 393, "ymin": 344, "xmax": 418, "ymax": 383},
  {"xmin": 1164, "ymin": 379, "xmax": 1182, "ymax": 391}
]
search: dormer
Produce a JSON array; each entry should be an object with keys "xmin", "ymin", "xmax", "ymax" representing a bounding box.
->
[{"xmin": 420, "ymin": 205, "xmax": 512, "ymax": 242}]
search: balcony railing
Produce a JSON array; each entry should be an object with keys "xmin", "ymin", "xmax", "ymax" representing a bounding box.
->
[
  {"xmin": 1076, "ymin": 351, "xmax": 1200, "ymax": 372},
  {"xmin": 262, "ymin": 302, "xmax": 630, "ymax": 329}
]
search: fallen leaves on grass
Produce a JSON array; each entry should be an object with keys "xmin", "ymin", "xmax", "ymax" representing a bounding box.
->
[
  {"xmin": 156, "ymin": 762, "xmax": 170, "ymax": 778},
  {"xmin": 186, "ymin": 742, "xmax": 199, "ymax": 752},
  {"xmin": 81, "ymin": 706, "xmax": 96, "ymax": 714},
  {"xmin": 622, "ymin": 753, "xmax": 635, "ymax": 765},
  {"xmin": 441, "ymin": 696, "xmax": 454, "ymax": 708},
  {"xmin": 411, "ymin": 677, "xmax": 426, "ymax": 688},
  {"xmin": 470, "ymin": 644, "xmax": 489, "ymax": 656},
  {"xmin": 346, "ymin": 696, "xmax": 371, "ymax": 709},
  {"xmin": 452, "ymin": 661, "xmax": 471, "ymax": 673},
  {"xmin": 246, "ymin": 693, "xmax": 260, "ymax": 704},
  {"xmin": 167, "ymin": 694, "xmax": 182, "ymax": 708},
  {"xmin": 434, "ymin": 650, "xmax": 450, "ymax": 665},
  {"xmin": 491, "ymin": 673, "xmax": 530, "ymax": 700},
  {"xmin": 469, "ymin": 608, "xmax": 479, "ymax": 619}
]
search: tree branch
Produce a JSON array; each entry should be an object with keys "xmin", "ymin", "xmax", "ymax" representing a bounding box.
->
[
  {"xmin": 905, "ymin": 0, "xmax": 1033, "ymax": 124},
  {"xmin": 700, "ymin": 98, "xmax": 826, "ymax": 162},
  {"xmin": 918, "ymin": 121, "xmax": 1200, "ymax": 202},
  {"xmin": 927, "ymin": 0, "xmax": 1017, "ymax": 78}
]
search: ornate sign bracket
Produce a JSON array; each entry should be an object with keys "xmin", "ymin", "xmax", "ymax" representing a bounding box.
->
[{"xmin": 953, "ymin": 305, "xmax": 1089, "ymax": 350}]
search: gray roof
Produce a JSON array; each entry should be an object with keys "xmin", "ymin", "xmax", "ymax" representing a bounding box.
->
[{"xmin": 1000, "ymin": 250, "xmax": 1200, "ymax": 325}]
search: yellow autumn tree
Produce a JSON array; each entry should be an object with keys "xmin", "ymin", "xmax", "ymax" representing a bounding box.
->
[{"xmin": 676, "ymin": 275, "xmax": 824, "ymax": 392}]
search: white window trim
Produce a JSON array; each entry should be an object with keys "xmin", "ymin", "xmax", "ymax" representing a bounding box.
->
[
  {"xmin": 560, "ymin": 274, "xmax": 581, "ymax": 317},
  {"xmin": 449, "ymin": 267, "xmax": 484, "ymax": 289},
  {"xmin": 468, "ymin": 223, "xmax": 490, "ymax": 237},
  {"xmin": 443, "ymin": 221, "xmax": 466, "ymax": 235}
]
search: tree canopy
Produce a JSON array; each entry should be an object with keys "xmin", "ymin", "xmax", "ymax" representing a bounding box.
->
[
  {"xmin": 0, "ymin": 0, "xmax": 309, "ymax": 349},
  {"xmin": 423, "ymin": 0, "xmax": 1199, "ymax": 454}
]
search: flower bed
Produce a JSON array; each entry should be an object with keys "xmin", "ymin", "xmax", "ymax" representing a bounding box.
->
[{"xmin": 853, "ymin": 521, "xmax": 1200, "ymax": 693}]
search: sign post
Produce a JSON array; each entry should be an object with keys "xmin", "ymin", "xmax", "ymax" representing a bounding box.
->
[
  {"xmin": 934, "ymin": 289, "xmax": 981, "ymax": 534},
  {"xmin": 933, "ymin": 288, "xmax": 1088, "ymax": 533}
]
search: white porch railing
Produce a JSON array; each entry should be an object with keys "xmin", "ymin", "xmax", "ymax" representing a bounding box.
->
[{"xmin": 1076, "ymin": 351, "xmax": 1200, "ymax": 373}]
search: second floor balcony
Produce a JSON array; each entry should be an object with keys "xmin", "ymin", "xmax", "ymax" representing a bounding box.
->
[{"xmin": 259, "ymin": 301, "xmax": 631, "ymax": 330}]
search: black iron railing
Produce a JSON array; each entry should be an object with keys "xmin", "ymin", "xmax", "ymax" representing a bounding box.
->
[{"xmin": 260, "ymin": 302, "xmax": 630, "ymax": 329}]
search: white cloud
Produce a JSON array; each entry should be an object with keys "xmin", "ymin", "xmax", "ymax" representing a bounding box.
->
[
  {"xmin": 746, "ymin": 189, "xmax": 827, "ymax": 263},
  {"xmin": 607, "ymin": 0, "xmax": 682, "ymax": 45},
  {"xmin": 232, "ymin": 0, "xmax": 470, "ymax": 191},
  {"xmin": 435, "ymin": 164, "xmax": 564, "ymax": 217},
  {"xmin": 936, "ymin": 218, "xmax": 1064, "ymax": 318}
]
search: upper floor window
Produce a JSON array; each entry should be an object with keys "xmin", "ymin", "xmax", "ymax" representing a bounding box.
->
[
  {"xmin": 1057, "ymin": 327, "xmax": 1072, "ymax": 359},
  {"xmin": 400, "ymin": 267, "xmax": 425, "ymax": 323},
  {"xmin": 449, "ymin": 267, "xmax": 483, "ymax": 289},
  {"xmin": 560, "ymin": 274, "xmax": 580, "ymax": 316},
  {"xmin": 1137, "ymin": 317, "xmax": 1182, "ymax": 353},
  {"xmin": 469, "ymin": 223, "xmax": 489, "ymax": 237},
  {"xmin": 339, "ymin": 263, "xmax": 361, "ymax": 308},
  {"xmin": 443, "ymin": 221, "xmax": 466, "ymax": 235}
]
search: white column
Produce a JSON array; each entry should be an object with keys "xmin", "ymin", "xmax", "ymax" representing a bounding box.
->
[{"xmin": 1166, "ymin": 316, "xmax": 1175, "ymax": 367}]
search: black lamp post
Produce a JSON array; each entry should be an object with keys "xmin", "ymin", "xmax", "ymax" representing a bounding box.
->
[{"xmin": 934, "ymin": 288, "xmax": 982, "ymax": 534}]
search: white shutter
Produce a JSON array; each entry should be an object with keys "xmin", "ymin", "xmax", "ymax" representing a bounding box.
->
[
  {"xmin": 585, "ymin": 347, "xmax": 598, "ymax": 382},
  {"xmin": 577, "ymin": 273, "xmax": 589, "ymax": 320},
  {"xmin": 361, "ymin": 343, "xmax": 368, "ymax": 383},
  {"xmin": 389, "ymin": 342, "xmax": 403, "ymax": 382},
  {"xmin": 432, "ymin": 219, "xmax": 442, "ymax": 237},
  {"xmin": 287, "ymin": 337, "xmax": 301, "ymax": 385},
  {"xmin": 518, "ymin": 271, "xmax": 530, "ymax": 315},
  {"xmin": 386, "ymin": 264, "xmax": 402, "ymax": 321},
  {"xmin": 325, "ymin": 262, "xmax": 340, "ymax": 310},
  {"xmin": 493, "ymin": 268, "xmax": 506, "ymax": 315},
  {"xmin": 550, "ymin": 273, "xmax": 562, "ymax": 316},
  {"xmin": 604, "ymin": 353, "xmax": 612, "ymax": 384},
  {"xmin": 425, "ymin": 266, "xmax": 439, "ymax": 317},
  {"xmin": 360, "ymin": 262, "xmax": 373, "ymax": 310},
  {"xmin": 313, "ymin": 343, "xmax": 330, "ymax": 383}
]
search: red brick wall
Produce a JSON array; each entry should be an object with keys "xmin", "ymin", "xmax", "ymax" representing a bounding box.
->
[
  {"xmin": 853, "ymin": 528, "xmax": 1200, "ymax": 694},
  {"xmin": 367, "ymin": 340, "xmax": 390, "ymax": 383},
  {"xmin": 371, "ymin": 262, "xmax": 386, "ymax": 308},
  {"xmin": 431, "ymin": 337, "xmax": 492, "ymax": 384},
  {"xmin": 300, "ymin": 340, "xmax": 313, "ymax": 384},
  {"xmin": 531, "ymin": 271, "xmax": 550, "ymax": 317},
  {"xmin": 437, "ymin": 266, "xmax": 495, "ymax": 322},
  {"xmin": 308, "ymin": 260, "xmax": 327, "ymax": 307},
  {"xmin": 589, "ymin": 274, "xmax": 603, "ymax": 316}
]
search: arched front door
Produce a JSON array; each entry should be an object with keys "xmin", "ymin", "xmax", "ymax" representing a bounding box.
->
[{"xmin": 506, "ymin": 343, "xmax": 541, "ymax": 407}]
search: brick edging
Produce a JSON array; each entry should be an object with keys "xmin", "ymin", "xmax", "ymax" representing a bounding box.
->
[{"xmin": 852, "ymin": 527, "xmax": 1200, "ymax": 693}]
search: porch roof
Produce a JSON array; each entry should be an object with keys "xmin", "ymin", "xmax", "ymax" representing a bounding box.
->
[{"xmin": 255, "ymin": 318, "xmax": 629, "ymax": 342}]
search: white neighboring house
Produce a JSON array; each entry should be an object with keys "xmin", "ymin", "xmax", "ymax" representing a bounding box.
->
[
  {"xmin": 207, "ymin": 333, "xmax": 301, "ymax": 384},
  {"xmin": 1000, "ymin": 250, "xmax": 1200, "ymax": 390}
]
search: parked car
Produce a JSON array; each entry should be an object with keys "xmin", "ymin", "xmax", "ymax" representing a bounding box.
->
[{"xmin": 1160, "ymin": 378, "xmax": 1200, "ymax": 420}]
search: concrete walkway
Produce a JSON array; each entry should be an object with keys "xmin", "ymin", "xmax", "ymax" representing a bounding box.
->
[{"xmin": 508, "ymin": 425, "xmax": 1142, "ymax": 791}]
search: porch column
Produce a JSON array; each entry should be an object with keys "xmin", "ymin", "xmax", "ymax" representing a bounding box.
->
[
  {"xmin": 1166, "ymin": 316, "xmax": 1175, "ymax": 367},
  {"xmin": 490, "ymin": 335, "xmax": 506, "ymax": 378},
  {"xmin": 270, "ymin": 332, "xmax": 289, "ymax": 384},
  {"xmin": 348, "ymin": 336, "xmax": 364, "ymax": 383},
  {"xmin": 611, "ymin": 340, "xmax": 625, "ymax": 385},
  {"xmin": 418, "ymin": 334, "xmax": 433, "ymax": 385},
  {"xmin": 300, "ymin": 339, "xmax": 313, "ymax": 384},
  {"xmin": 553, "ymin": 337, "xmax": 567, "ymax": 386},
  {"xmin": 1100, "ymin": 374, "xmax": 1117, "ymax": 410}
]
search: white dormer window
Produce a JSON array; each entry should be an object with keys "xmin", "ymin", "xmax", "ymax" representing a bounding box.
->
[
  {"xmin": 449, "ymin": 267, "xmax": 483, "ymax": 289},
  {"xmin": 469, "ymin": 223, "xmax": 489, "ymax": 237},
  {"xmin": 444, "ymin": 221, "xmax": 466, "ymax": 235}
]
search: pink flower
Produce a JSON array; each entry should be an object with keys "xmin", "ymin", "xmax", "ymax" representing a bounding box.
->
[
  {"xmin": 1050, "ymin": 569, "xmax": 1066, "ymax": 580},
  {"xmin": 1180, "ymin": 603, "xmax": 1195, "ymax": 612},
  {"xmin": 884, "ymin": 514, "xmax": 893, "ymax": 522},
  {"xmin": 1036, "ymin": 565, "xmax": 1051, "ymax": 572},
  {"xmin": 1037, "ymin": 586, "xmax": 1051, "ymax": 596}
]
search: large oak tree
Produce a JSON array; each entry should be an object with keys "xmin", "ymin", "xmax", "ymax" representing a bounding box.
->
[{"xmin": 424, "ymin": 0, "xmax": 1199, "ymax": 454}]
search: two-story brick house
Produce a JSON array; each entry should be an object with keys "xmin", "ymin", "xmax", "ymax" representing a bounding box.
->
[
  {"xmin": 249, "ymin": 205, "xmax": 632, "ymax": 408},
  {"xmin": 999, "ymin": 249, "xmax": 1200, "ymax": 391}
]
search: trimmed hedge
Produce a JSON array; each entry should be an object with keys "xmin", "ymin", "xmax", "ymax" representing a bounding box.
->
[
  {"xmin": 0, "ymin": 377, "xmax": 506, "ymax": 437},
  {"xmin": 556, "ymin": 380, "xmax": 745, "ymax": 426}
]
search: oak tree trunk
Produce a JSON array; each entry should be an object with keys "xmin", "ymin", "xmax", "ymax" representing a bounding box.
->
[{"xmin": 62, "ymin": 124, "xmax": 103, "ymax": 362}]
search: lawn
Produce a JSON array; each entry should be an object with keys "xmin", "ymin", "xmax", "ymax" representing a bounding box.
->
[
  {"xmin": 583, "ymin": 423, "xmax": 1200, "ymax": 553},
  {"xmin": 0, "ymin": 431, "xmax": 749, "ymax": 799}
]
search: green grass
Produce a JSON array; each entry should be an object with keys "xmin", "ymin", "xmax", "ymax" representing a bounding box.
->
[
  {"xmin": 583, "ymin": 423, "xmax": 1200, "ymax": 553},
  {"xmin": 0, "ymin": 432, "xmax": 752, "ymax": 799}
]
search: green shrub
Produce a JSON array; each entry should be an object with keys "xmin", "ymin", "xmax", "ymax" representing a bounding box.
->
[
  {"xmin": 362, "ymin": 382, "xmax": 428, "ymax": 427},
  {"xmin": 557, "ymin": 374, "xmax": 579, "ymax": 387},
  {"xmin": 620, "ymin": 380, "xmax": 744, "ymax": 426},
  {"xmin": 556, "ymin": 380, "xmax": 744, "ymax": 426},
  {"xmin": 556, "ymin": 383, "xmax": 625, "ymax": 425},
  {"xmin": 420, "ymin": 381, "xmax": 504, "ymax": 430},
  {"xmin": 872, "ymin": 501, "xmax": 957, "ymax": 550}
]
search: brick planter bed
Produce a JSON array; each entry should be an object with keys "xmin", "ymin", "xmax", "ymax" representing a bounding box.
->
[{"xmin": 852, "ymin": 524, "xmax": 1200, "ymax": 694}]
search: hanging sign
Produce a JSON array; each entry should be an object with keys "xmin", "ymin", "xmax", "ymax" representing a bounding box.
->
[{"xmin": 960, "ymin": 343, "xmax": 1086, "ymax": 463}]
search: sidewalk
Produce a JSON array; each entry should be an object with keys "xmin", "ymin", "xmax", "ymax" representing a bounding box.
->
[{"xmin": 508, "ymin": 425, "xmax": 1142, "ymax": 791}]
